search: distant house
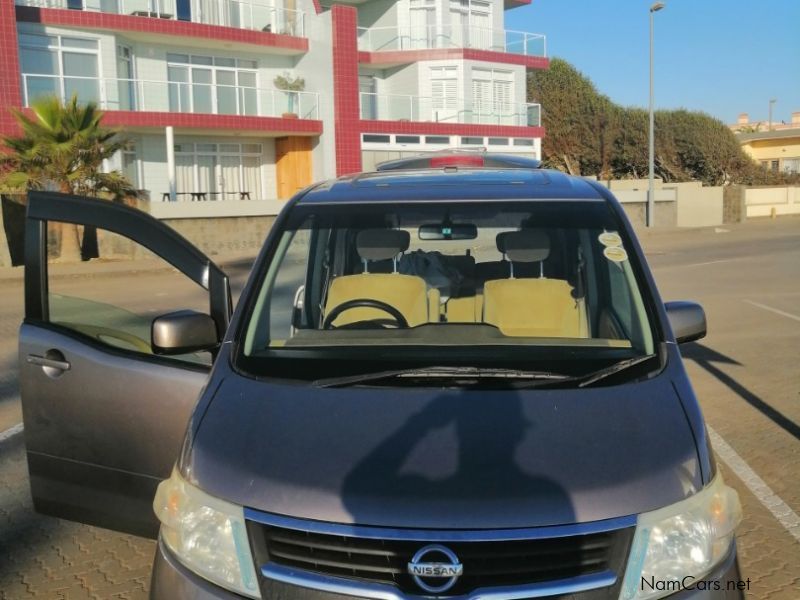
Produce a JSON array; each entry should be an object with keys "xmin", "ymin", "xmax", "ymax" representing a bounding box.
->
[{"xmin": 730, "ymin": 111, "xmax": 800, "ymax": 175}]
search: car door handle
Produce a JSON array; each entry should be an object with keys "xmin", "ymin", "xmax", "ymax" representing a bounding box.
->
[{"xmin": 27, "ymin": 354, "xmax": 71, "ymax": 372}]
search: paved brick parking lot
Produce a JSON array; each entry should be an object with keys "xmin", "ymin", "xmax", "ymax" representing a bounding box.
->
[
  {"xmin": 0, "ymin": 434, "xmax": 153, "ymax": 599},
  {"xmin": 0, "ymin": 218, "xmax": 798, "ymax": 599}
]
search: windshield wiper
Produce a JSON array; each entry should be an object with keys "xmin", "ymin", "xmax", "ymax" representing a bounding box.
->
[
  {"xmin": 513, "ymin": 354, "xmax": 660, "ymax": 389},
  {"xmin": 312, "ymin": 366, "xmax": 568, "ymax": 388}
]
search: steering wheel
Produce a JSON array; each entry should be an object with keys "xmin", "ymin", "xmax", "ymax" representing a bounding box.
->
[{"xmin": 323, "ymin": 299, "xmax": 409, "ymax": 330}]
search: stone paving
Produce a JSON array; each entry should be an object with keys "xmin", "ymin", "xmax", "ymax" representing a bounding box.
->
[{"xmin": 0, "ymin": 435, "xmax": 154, "ymax": 599}]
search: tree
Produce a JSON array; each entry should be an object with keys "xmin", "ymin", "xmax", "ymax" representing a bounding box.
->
[
  {"xmin": 1, "ymin": 95, "xmax": 138, "ymax": 261},
  {"xmin": 528, "ymin": 59, "xmax": 800, "ymax": 186},
  {"xmin": 527, "ymin": 58, "xmax": 617, "ymax": 176}
]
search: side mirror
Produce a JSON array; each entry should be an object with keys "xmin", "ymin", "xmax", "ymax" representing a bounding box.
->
[
  {"xmin": 665, "ymin": 301, "xmax": 707, "ymax": 344},
  {"xmin": 151, "ymin": 310, "xmax": 220, "ymax": 355}
]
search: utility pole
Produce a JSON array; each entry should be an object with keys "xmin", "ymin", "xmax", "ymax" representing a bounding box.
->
[
  {"xmin": 768, "ymin": 98, "xmax": 777, "ymax": 131},
  {"xmin": 648, "ymin": 2, "xmax": 665, "ymax": 228}
]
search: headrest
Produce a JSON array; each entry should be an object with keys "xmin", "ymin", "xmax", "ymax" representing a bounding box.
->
[
  {"xmin": 357, "ymin": 229, "xmax": 410, "ymax": 261},
  {"xmin": 497, "ymin": 229, "xmax": 550, "ymax": 263}
]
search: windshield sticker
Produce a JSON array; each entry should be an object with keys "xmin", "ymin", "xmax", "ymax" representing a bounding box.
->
[
  {"xmin": 603, "ymin": 246, "xmax": 628, "ymax": 262},
  {"xmin": 598, "ymin": 232, "xmax": 622, "ymax": 247}
]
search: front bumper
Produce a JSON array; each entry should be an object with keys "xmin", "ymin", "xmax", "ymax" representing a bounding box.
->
[
  {"xmin": 151, "ymin": 537, "xmax": 245, "ymax": 600},
  {"xmin": 149, "ymin": 537, "xmax": 745, "ymax": 600}
]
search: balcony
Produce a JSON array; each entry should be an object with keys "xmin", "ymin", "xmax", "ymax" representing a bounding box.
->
[
  {"xmin": 360, "ymin": 93, "xmax": 541, "ymax": 128},
  {"xmin": 22, "ymin": 74, "xmax": 320, "ymax": 120},
  {"xmin": 15, "ymin": 0, "xmax": 306, "ymax": 37},
  {"xmin": 357, "ymin": 25, "xmax": 546, "ymax": 57}
]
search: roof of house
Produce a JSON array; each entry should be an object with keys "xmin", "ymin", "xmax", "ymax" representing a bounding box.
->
[{"xmin": 736, "ymin": 128, "xmax": 800, "ymax": 143}]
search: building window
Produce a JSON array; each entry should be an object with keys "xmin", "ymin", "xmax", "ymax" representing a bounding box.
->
[
  {"xmin": 425, "ymin": 136, "xmax": 450, "ymax": 144},
  {"xmin": 449, "ymin": 0, "xmax": 493, "ymax": 50},
  {"xmin": 514, "ymin": 138, "xmax": 535, "ymax": 146},
  {"xmin": 461, "ymin": 136, "xmax": 484, "ymax": 145},
  {"xmin": 175, "ymin": 143, "xmax": 263, "ymax": 199},
  {"xmin": 770, "ymin": 160, "xmax": 780, "ymax": 173},
  {"xmin": 472, "ymin": 68, "xmax": 514, "ymax": 125},
  {"xmin": 488, "ymin": 138, "xmax": 509, "ymax": 146},
  {"xmin": 783, "ymin": 158, "xmax": 800, "ymax": 174},
  {"xmin": 396, "ymin": 135, "xmax": 421, "ymax": 144},
  {"xmin": 121, "ymin": 144, "xmax": 140, "ymax": 189},
  {"xmin": 363, "ymin": 134, "xmax": 392, "ymax": 143},
  {"xmin": 430, "ymin": 66, "xmax": 458, "ymax": 122},
  {"xmin": 409, "ymin": 0, "xmax": 436, "ymax": 50},
  {"xmin": 167, "ymin": 54, "xmax": 258, "ymax": 116},
  {"xmin": 20, "ymin": 33, "xmax": 100, "ymax": 107}
]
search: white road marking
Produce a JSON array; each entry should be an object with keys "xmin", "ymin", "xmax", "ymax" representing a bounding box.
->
[
  {"xmin": 743, "ymin": 300, "xmax": 800, "ymax": 323},
  {"xmin": 708, "ymin": 427, "xmax": 800, "ymax": 544},
  {"xmin": 652, "ymin": 258, "xmax": 740, "ymax": 270},
  {"xmin": 0, "ymin": 422, "xmax": 23, "ymax": 443},
  {"xmin": 682, "ymin": 258, "xmax": 738, "ymax": 268}
]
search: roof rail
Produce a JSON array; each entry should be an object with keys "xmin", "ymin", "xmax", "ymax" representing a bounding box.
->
[{"xmin": 376, "ymin": 150, "xmax": 542, "ymax": 171}]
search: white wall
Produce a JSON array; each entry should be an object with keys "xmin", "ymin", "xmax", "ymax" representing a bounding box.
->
[
  {"xmin": 294, "ymin": 7, "xmax": 336, "ymax": 181},
  {"xmin": 358, "ymin": 0, "xmax": 399, "ymax": 29},
  {"xmin": 672, "ymin": 182, "xmax": 724, "ymax": 227},
  {"xmin": 381, "ymin": 63, "xmax": 421, "ymax": 97},
  {"xmin": 746, "ymin": 186, "xmax": 800, "ymax": 217}
]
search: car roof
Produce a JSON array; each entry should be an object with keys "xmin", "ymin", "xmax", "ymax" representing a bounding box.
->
[{"xmin": 297, "ymin": 168, "xmax": 607, "ymax": 205}]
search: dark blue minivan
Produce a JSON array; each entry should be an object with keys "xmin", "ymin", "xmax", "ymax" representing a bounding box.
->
[{"xmin": 19, "ymin": 155, "xmax": 743, "ymax": 600}]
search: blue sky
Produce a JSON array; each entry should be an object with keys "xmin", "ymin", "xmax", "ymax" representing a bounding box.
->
[{"xmin": 508, "ymin": 0, "xmax": 800, "ymax": 125}]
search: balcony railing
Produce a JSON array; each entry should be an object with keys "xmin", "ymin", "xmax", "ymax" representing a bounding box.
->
[
  {"xmin": 22, "ymin": 74, "xmax": 320, "ymax": 120},
  {"xmin": 357, "ymin": 25, "xmax": 546, "ymax": 57},
  {"xmin": 15, "ymin": 0, "xmax": 305, "ymax": 37},
  {"xmin": 360, "ymin": 92, "xmax": 541, "ymax": 127}
]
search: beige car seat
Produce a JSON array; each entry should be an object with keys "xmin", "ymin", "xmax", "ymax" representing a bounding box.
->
[
  {"xmin": 323, "ymin": 229, "xmax": 439, "ymax": 327},
  {"xmin": 483, "ymin": 230, "xmax": 586, "ymax": 338}
]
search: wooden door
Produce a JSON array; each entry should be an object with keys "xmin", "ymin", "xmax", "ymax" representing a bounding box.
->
[{"xmin": 276, "ymin": 137, "xmax": 313, "ymax": 200}]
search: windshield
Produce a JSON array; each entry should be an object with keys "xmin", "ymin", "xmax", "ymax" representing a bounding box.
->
[{"xmin": 238, "ymin": 200, "xmax": 657, "ymax": 381}]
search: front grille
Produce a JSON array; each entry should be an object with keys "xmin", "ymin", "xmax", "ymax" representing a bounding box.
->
[{"xmin": 248, "ymin": 521, "xmax": 634, "ymax": 596}]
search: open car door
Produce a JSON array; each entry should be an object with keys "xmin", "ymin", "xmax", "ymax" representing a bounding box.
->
[{"xmin": 19, "ymin": 192, "xmax": 231, "ymax": 538}]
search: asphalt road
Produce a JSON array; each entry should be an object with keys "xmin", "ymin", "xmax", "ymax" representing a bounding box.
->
[{"xmin": 0, "ymin": 217, "xmax": 799, "ymax": 598}]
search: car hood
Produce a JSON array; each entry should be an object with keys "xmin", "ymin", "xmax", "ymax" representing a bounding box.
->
[{"xmin": 186, "ymin": 369, "xmax": 701, "ymax": 528}]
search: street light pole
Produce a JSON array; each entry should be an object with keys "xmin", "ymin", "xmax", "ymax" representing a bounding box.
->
[
  {"xmin": 768, "ymin": 98, "xmax": 777, "ymax": 131},
  {"xmin": 648, "ymin": 2, "xmax": 665, "ymax": 228}
]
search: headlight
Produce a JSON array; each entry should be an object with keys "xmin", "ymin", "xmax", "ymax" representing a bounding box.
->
[
  {"xmin": 619, "ymin": 474, "xmax": 742, "ymax": 600},
  {"xmin": 154, "ymin": 469, "xmax": 261, "ymax": 598}
]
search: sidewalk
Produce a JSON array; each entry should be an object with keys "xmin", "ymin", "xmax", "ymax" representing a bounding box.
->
[{"xmin": 0, "ymin": 250, "xmax": 259, "ymax": 283}]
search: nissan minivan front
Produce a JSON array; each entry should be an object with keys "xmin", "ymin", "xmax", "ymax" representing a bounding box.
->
[{"xmin": 18, "ymin": 166, "xmax": 742, "ymax": 600}]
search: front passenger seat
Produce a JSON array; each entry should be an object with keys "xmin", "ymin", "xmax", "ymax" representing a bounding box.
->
[
  {"xmin": 483, "ymin": 230, "xmax": 584, "ymax": 338},
  {"xmin": 323, "ymin": 229, "xmax": 438, "ymax": 327}
]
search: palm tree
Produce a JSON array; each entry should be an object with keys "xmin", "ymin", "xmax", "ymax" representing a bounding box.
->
[{"xmin": 1, "ymin": 95, "xmax": 139, "ymax": 261}]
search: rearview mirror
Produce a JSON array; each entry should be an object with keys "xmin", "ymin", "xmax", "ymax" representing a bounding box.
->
[
  {"xmin": 664, "ymin": 301, "xmax": 706, "ymax": 344},
  {"xmin": 419, "ymin": 223, "xmax": 478, "ymax": 240},
  {"xmin": 152, "ymin": 310, "xmax": 220, "ymax": 355}
]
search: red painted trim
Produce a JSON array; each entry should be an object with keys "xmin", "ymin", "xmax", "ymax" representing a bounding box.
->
[
  {"xmin": 101, "ymin": 111, "xmax": 323, "ymax": 133},
  {"xmin": 359, "ymin": 120, "xmax": 544, "ymax": 138},
  {"xmin": 331, "ymin": 5, "xmax": 362, "ymax": 176},
  {"xmin": 359, "ymin": 48, "xmax": 548, "ymax": 70},
  {"xmin": 311, "ymin": 0, "xmax": 323, "ymax": 15},
  {"xmin": 15, "ymin": 6, "xmax": 308, "ymax": 52},
  {"xmin": 0, "ymin": 0, "xmax": 23, "ymax": 136}
]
